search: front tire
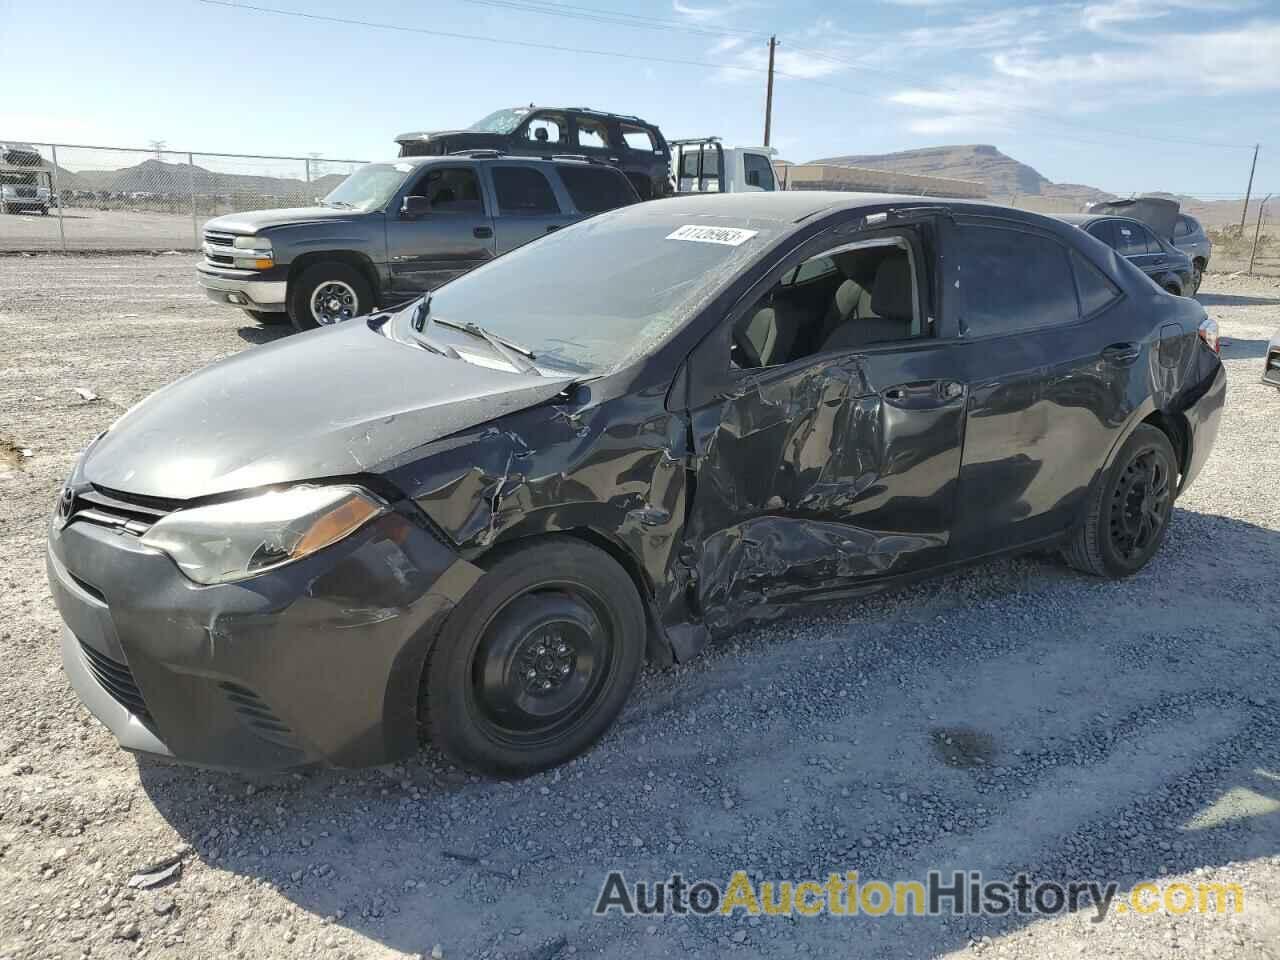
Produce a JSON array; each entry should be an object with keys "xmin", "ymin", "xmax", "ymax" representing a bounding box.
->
[
  {"xmin": 1063, "ymin": 424, "xmax": 1176, "ymax": 578},
  {"xmin": 422, "ymin": 537, "xmax": 645, "ymax": 777},
  {"xmin": 287, "ymin": 262, "xmax": 372, "ymax": 332}
]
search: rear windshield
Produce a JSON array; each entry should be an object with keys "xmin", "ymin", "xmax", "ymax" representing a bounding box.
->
[
  {"xmin": 556, "ymin": 165, "xmax": 638, "ymax": 214},
  {"xmin": 400, "ymin": 207, "xmax": 784, "ymax": 376}
]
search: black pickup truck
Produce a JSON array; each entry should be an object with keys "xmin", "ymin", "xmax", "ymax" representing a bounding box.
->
[
  {"xmin": 396, "ymin": 106, "xmax": 672, "ymax": 200},
  {"xmin": 197, "ymin": 153, "xmax": 638, "ymax": 331}
]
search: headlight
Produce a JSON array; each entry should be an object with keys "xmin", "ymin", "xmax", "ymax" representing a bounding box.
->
[
  {"xmin": 231, "ymin": 234, "xmax": 273, "ymax": 269},
  {"xmin": 139, "ymin": 485, "xmax": 386, "ymax": 585},
  {"xmin": 232, "ymin": 235, "xmax": 270, "ymax": 250}
]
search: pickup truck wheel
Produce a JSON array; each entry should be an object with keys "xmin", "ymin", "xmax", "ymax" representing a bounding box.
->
[
  {"xmin": 242, "ymin": 309, "xmax": 290, "ymax": 325},
  {"xmin": 288, "ymin": 263, "xmax": 372, "ymax": 332},
  {"xmin": 1191, "ymin": 262, "xmax": 1204, "ymax": 295}
]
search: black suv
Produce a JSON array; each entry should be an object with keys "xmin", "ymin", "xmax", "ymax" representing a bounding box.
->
[
  {"xmin": 197, "ymin": 154, "xmax": 639, "ymax": 331},
  {"xmin": 396, "ymin": 106, "xmax": 672, "ymax": 200}
]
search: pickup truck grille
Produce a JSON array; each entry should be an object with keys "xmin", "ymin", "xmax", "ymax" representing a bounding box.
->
[{"xmin": 203, "ymin": 230, "xmax": 237, "ymax": 267}]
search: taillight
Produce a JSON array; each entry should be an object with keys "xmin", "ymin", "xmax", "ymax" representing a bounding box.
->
[{"xmin": 1198, "ymin": 316, "xmax": 1220, "ymax": 353}]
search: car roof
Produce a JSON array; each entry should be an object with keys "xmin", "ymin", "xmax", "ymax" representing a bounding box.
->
[
  {"xmin": 1056, "ymin": 213, "xmax": 1151, "ymax": 228},
  {"xmin": 629, "ymin": 191, "xmax": 1059, "ymax": 225},
  {"xmin": 372, "ymin": 154, "xmax": 625, "ymax": 170}
]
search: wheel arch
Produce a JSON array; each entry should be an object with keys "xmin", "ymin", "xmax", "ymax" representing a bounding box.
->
[
  {"xmin": 288, "ymin": 250, "xmax": 381, "ymax": 305},
  {"xmin": 471, "ymin": 526, "xmax": 676, "ymax": 667}
]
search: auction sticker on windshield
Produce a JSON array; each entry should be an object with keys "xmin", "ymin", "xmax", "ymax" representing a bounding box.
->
[{"xmin": 666, "ymin": 225, "xmax": 759, "ymax": 246}]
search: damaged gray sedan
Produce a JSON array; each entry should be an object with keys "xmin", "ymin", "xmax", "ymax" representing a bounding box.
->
[{"xmin": 48, "ymin": 193, "xmax": 1225, "ymax": 776}]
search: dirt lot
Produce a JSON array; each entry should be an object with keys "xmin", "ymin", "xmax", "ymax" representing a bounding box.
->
[{"xmin": 1, "ymin": 255, "xmax": 1278, "ymax": 960}]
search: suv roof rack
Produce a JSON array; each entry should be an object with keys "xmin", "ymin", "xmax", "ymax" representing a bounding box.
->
[
  {"xmin": 668, "ymin": 137, "xmax": 722, "ymax": 147},
  {"xmin": 564, "ymin": 107, "xmax": 649, "ymax": 124},
  {"xmin": 447, "ymin": 148, "xmax": 504, "ymax": 158},
  {"xmin": 550, "ymin": 154, "xmax": 616, "ymax": 165}
]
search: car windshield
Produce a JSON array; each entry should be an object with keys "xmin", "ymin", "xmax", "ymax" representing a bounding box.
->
[
  {"xmin": 396, "ymin": 207, "xmax": 784, "ymax": 376},
  {"xmin": 467, "ymin": 107, "xmax": 531, "ymax": 135},
  {"xmin": 321, "ymin": 162, "xmax": 414, "ymax": 212}
]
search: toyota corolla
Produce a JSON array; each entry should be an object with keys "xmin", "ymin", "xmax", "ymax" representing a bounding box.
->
[{"xmin": 47, "ymin": 193, "xmax": 1226, "ymax": 777}]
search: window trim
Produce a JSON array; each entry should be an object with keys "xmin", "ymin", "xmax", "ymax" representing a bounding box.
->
[
  {"xmin": 517, "ymin": 112, "xmax": 567, "ymax": 147},
  {"xmin": 572, "ymin": 116, "xmax": 612, "ymax": 152},
  {"xmin": 1070, "ymin": 248, "xmax": 1126, "ymax": 321},
  {"xmin": 724, "ymin": 231, "xmax": 930, "ymax": 376},
  {"xmin": 944, "ymin": 217, "xmax": 1091, "ymax": 341},
  {"xmin": 620, "ymin": 123, "xmax": 657, "ymax": 153},
  {"xmin": 406, "ymin": 165, "xmax": 487, "ymax": 217},
  {"xmin": 490, "ymin": 164, "xmax": 562, "ymax": 216}
]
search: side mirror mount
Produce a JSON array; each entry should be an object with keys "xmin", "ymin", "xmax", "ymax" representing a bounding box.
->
[{"xmin": 401, "ymin": 195, "xmax": 432, "ymax": 219}]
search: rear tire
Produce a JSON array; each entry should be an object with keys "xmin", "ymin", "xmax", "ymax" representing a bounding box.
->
[
  {"xmin": 1191, "ymin": 261, "xmax": 1204, "ymax": 295},
  {"xmin": 1062, "ymin": 424, "xmax": 1176, "ymax": 578},
  {"xmin": 1164, "ymin": 282, "xmax": 1182, "ymax": 296},
  {"xmin": 421, "ymin": 537, "xmax": 645, "ymax": 777},
  {"xmin": 242, "ymin": 309, "xmax": 290, "ymax": 325},
  {"xmin": 287, "ymin": 262, "xmax": 372, "ymax": 332}
]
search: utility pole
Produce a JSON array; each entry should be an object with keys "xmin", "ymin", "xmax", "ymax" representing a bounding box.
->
[
  {"xmin": 1239, "ymin": 143, "xmax": 1259, "ymax": 235},
  {"xmin": 763, "ymin": 35, "xmax": 778, "ymax": 148},
  {"xmin": 148, "ymin": 139, "xmax": 167, "ymax": 160}
]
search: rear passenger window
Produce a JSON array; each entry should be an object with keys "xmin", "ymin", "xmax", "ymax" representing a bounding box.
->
[
  {"xmin": 621, "ymin": 125, "xmax": 656, "ymax": 152},
  {"xmin": 1071, "ymin": 251, "xmax": 1123, "ymax": 316},
  {"xmin": 492, "ymin": 167, "xmax": 560, "ymax": 215},
  {"xmin": 1174, "ymin": 217, "xmax": 1191, "ymax": 238},
  {"xmin": 954, "ymin": 225, "xmax": 1078, "ymax": 336},
  {"xmin": 575, "ymin": 119, "xmax": 610, "ymax": 151},
  {"xmin": 1115, "ymin": 222, "xmax": 1148, "ymax": 257},
  {"xmin": 556, "ymin": 165, "xmax": 636, "ymax": 214}
]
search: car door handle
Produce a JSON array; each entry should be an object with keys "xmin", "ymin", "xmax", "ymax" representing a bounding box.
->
[
  {"xmin": 1101, "ymin": 342, "xmax": 1141, "ymax": 364},
  {"xmin": 473, "ymin": 226, "xmax": 493, "ymax": 239},
  {"xmin": 883, "ymin": 380, "xmax": 965, "ymax": 408}
]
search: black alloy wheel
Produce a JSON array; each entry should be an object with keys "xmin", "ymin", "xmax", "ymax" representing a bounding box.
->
[{"xmin": 1062, "ymin": 424, "xmax": 1177, "ymax": 578}]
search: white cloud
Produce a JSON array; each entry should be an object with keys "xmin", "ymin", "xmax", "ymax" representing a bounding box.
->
[
  {"xmin": 672, "ymin": 0, "xmax": 733, "ymax": 23},
  {"xmin": 887, "ymin": 15, "xmax": 1280, "ymax": 138},
  {"xmin": 1081, "ymin": 0, "xmax": 1252, "ymax": 35}
]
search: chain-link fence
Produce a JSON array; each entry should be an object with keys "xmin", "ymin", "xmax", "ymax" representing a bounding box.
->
[{"xmin": 0, "ymin": 141, "xmax": 366, "ymax": 252}]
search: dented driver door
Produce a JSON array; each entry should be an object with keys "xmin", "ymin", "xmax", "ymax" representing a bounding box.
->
[{"xmin": 678, "ymin": 344, "xmax": 968, "ymax": 631}]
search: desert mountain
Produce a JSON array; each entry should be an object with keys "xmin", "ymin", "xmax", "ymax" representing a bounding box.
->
[{"xmin": 808, "ymin": 144, "xmax": 1114, "ymax": 205}]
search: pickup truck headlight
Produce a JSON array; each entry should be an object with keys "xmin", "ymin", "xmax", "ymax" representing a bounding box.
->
[
  {"xmin": 139, "ymin": 485, "xmax": 386, "ymax": 585},
  {"xmin": 231, "ymin": 234, "xmax": 273, "ymax": 269}
]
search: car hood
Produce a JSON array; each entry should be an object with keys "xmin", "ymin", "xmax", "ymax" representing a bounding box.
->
[
  {"xmin": 1088, "ymin": 198, "xmax": 1179, "ymax": 240},
  {"xmin": 81, "ymin": 320, "xmax": 575, "ymax": 500},
  {"xmin": 203, "ymin": 207, "xmax": 363, "ymax": 234}
]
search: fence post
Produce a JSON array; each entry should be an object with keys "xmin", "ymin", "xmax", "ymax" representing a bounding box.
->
[
  {"xmin": 189, "ymin": 152, "xmax": 199, "ymax": 248},
  {"xmin": 305, "ymin": 158, "xmax": 311, "ymax": 184},
  {"xmin": 50, "ymin": 144, "xmax": 67, "ymax": 254},
  {"xmin": 1248, "ymin": 194, "xmax": 1271, "ymax": 277}
]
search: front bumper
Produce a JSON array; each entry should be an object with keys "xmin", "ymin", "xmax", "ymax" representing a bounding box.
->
[
  {"xmin": 196, "ymin": 265, "xmax": 288, "ymax": 313},
  {"xmin": 47, "ymin": 498, "xmax": 480, "ymax": 770}
]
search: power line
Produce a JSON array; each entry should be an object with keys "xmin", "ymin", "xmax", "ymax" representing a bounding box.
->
[
  {"xmin": 195, "ymin": 0, "xmax": 776, "ymax": 76},
  {"xmin": 458, "ymin": 0, "xmax": 771, "ymax": 42},
  {"xmin": 453, "ymin": 0, "xmax": 1259, "ymax": 151},
  {"xmin": 197, "ymin": 0, "xmax": 1258, "ymax": 154}
]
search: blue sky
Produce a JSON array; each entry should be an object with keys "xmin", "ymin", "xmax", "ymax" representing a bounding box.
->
[{"xmin": 3, "ymin": 0, "xmax": 1277, "ymax": 197}]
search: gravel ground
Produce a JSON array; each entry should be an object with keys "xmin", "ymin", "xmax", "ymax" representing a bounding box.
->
[{"xmin": 1, "ymin": 254, "xmax": 1278, "ymax": 960}]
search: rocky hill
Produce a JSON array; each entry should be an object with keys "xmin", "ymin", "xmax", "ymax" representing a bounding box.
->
[
  {"xmin": 54, "ymin": 158, "xmax": 347, "ymax": 197},
  {"xmin": 808, "ymin": 144, "xmax": 1114, "ymax": 206}
]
